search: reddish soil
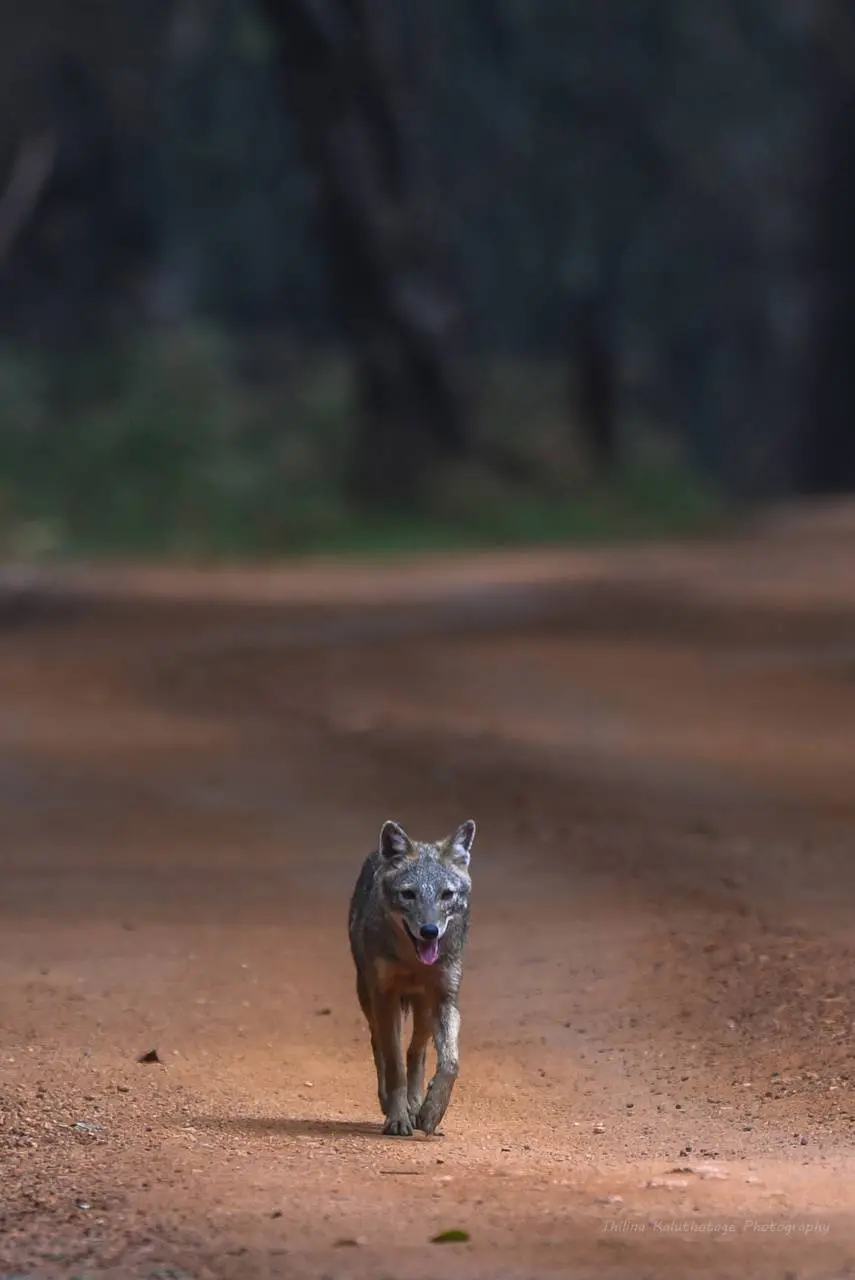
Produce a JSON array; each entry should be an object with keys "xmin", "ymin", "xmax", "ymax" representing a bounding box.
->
[{"xmin": 4, "ymin": 501, "xmax": 855, "ymax": 1278}]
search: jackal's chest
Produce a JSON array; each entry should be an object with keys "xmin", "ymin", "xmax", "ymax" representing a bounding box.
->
[{"xmin": 372, "ymin": 955, "xmax": 445, "ymax": 999}]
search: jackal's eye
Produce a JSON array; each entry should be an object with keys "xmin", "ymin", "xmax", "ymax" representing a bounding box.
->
[
  {"xmin": 400, "ymin": 889, "xmax": 417, "ymax": 901},
  {"xmin": 440, "ymin": 889, "xmax": 455, "ymax": 901}
]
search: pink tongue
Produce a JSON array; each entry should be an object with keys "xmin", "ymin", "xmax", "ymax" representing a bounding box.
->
[{"xmin": 417, "ymin": 938, "xmax": 440, "ymax": 965}]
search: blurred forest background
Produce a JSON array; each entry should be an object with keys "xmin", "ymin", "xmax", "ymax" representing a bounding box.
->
[{"xmin": 0, "ymin": 0, "xmax": 853, "ymax": 557}]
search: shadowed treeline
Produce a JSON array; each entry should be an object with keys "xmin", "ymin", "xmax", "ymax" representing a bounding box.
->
[{"xmin": 0, "ymin": 0, "xmax": 853, "ymax": 552}]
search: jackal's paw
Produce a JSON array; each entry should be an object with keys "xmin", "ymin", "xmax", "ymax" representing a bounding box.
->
[
  {"xmin": 415, "ymin": 1094, "xmax": 445, "ymax": 1135},
  {"xmin": 383, "ymin": 1110, "xmax": 414, "ymax": 1137}
]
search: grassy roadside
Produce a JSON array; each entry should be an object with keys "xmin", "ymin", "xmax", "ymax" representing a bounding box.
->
[{"xmin": 0, "ymin": 331, "xmax": 727, "ymax": 562}]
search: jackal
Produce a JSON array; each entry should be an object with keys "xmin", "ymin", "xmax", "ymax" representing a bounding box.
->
[{"xmin": 348, "ymin": 818, "xmax": 476, "ymax": 1136}]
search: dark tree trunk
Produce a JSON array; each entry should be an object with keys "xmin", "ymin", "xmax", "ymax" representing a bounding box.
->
[
  {"xmin": 0, "ymin": 52, "xmax": 130, "ymax": 351},
  {"xmin": 569, "ymin": 242, "xmax": 622, "ymax": 475},
  {"xmin": 800, "ymin": 59, "xmax": 855, "ymax": 494},
  {"xmin": 571, "ymin": 288, "xmax": 618, "ymax": 475},
  {"xmin": 258, "ymin": 0, "xmax": 469, "ymax": 505}
]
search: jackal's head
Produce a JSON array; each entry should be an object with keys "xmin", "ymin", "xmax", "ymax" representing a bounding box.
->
[{"xmin": 377, "ymin": 818, "xmax": 475, "ymax": 966}]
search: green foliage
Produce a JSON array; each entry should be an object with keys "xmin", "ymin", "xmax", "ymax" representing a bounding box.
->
[{"xmin": 0, "ymin": 334, "xmax": 725, "ymax": 562}]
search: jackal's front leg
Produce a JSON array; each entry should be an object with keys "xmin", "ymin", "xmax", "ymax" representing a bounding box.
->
[
  {"xmin": 369, "ymin": 1027, "xmax": 386, "ymax": 1114},
  {"xmin": 416, "ymin": 998, "xmax": 460, "ymax": 1135},
  {"xmin": 406, "ymin": 999, "xmax": 432, "ymax": 1122},
  {"xmin": 374, "ymin": 993, "xmax": 412, "ymax": 1136},
  {"xmin": 358, "ymin": 970, "xmax": 387, "ymax": 1113}
]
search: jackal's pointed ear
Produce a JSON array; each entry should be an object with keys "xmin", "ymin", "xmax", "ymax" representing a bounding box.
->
[
  {"xmin": 443, "ymin": 819, "xmax": 476, "ymax": 867},
  {"xmin": 379, "ymin": 819, "xmax": 412, "ymax": 861}
]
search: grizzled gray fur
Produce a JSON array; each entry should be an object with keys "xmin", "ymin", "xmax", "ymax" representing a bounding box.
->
[{"xmin": 348, "ymin": 818, "xmax": 476, "ymax": 1136}]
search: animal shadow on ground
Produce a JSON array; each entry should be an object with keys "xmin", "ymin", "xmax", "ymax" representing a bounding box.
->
[{"xmin": 192, "ymin": 1115, "xmax": 411, "ymax": 1140}]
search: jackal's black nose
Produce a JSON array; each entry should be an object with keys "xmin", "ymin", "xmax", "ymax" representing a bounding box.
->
[{"xmin": 419, "ymin": 924, "xmax": 439, "ymax": 940}]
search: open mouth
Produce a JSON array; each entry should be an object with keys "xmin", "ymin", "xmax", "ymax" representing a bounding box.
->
[{"xmin": 405, "ymin": 924, "xmax": 440, "ymax": 965}]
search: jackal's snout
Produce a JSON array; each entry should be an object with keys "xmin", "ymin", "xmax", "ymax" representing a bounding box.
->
[{"xmin": 403, "ymin": 918, "xmax": 445, "ymax": 965}]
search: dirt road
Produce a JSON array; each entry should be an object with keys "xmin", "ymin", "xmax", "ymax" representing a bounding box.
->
[{"xmin": 3, "ymin": 503, "xmax": 855, "ymax": 1278}]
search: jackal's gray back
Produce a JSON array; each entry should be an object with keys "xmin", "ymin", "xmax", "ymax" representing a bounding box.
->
[{"xmin": 348, "ymin": 848, "xmax": 386, "ymax": 964}]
